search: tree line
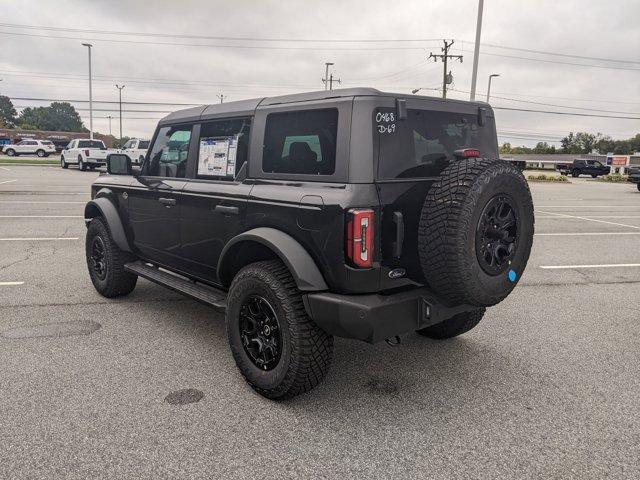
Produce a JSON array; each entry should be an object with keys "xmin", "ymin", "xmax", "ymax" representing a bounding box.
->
[
  {"xmin": 0, "ymin": 95, "xmax": 87, "ymax": 132},
  {"xmin": 500, "ymin": 131, "xmax": 640, "ymax": 155}
]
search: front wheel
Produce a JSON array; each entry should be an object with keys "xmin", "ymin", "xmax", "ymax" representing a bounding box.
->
[
  {"xmin": 637, "ymin": 183, "xmax": 640, "ymax": 192},
  {"xmin": 591, "ymin": 174, "xmax": 598, "ymax": 178},
  {"xmin": 226, "ymin": 260, "xmax": 334, "ymax": 400},
  {"xmin": 572, "ymin": 171, "xmax": 579, "ymax": 178},
  {"xmin": 61, "ymin": 156, "xmax": 68, "ymax": 169},
  {"xmin": 5, "ymin": 149, "xmax": 16, "ymax": 157},
  {"xmin": 85, "ymin": 217, "xmax": 137, "ymax": 297},
  {"xmin": 416, "ymin": 308, "xmax": 485, "ymax": 339}
]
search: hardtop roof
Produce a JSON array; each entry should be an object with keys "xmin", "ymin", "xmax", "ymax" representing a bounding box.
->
[{"xmin": 158, "ymin": 87, "xmax": 489, "ymax": 125}]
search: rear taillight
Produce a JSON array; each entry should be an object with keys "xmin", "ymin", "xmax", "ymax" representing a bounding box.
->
[
  {"xmin": 346, "ymin": 208, "xmax": 374, "ymax": 268},
  {"xmin": 84, "ymin": 149, "xmax": 90, "ymax": 156}
]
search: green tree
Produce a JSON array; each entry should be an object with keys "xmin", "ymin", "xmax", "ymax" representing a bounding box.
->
[
  {"xmin": 17, "ymin": 102, "xmax": 87, "ymax": 132},
  {"xmin": 0, "ymin": 95, "xmax": 17, "ymax": 127},
  {"xmin": 111, "ymin": 136, "xmax": 130, "ymax": 149},
  {"xmin": 499, "ymin": 142, "xmax": 512, "ymax": 154}
]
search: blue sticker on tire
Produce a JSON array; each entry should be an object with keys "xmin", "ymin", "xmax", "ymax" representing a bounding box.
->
[{"xmin": 508, "ymin": 270, "xmax": 517, "ymax": 282}]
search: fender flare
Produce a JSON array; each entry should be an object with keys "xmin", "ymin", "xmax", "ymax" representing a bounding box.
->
[
  {"xmin": 84, "ymin": 196, "xmax": 132, "ymax": 252},
  {"xmin": 218, "ymin": 227, "xmax": 328, "ymax": 291}
]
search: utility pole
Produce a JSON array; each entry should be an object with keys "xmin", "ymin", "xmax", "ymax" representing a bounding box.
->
[
  {"xmin": 81, "ymin": 43, "xmax": 93, "ymax": 140},
  {"xmin": 107, "ymin": 115, "xmax": 112, "ymax": 136},
  {"xmin": 470, "ymin": 0, "xmax": 485, "ymax": 100},
  {"xmin": 328, "ymin": 73, "xmax": 341, "ymax": 91},
  {"xmin": 115, "ymin": 84, "xmax": 125, "ymax": 145},
  {"xmin": 217, "ymin": 94, "xmax": 226, "ymax": 103},
  {"xmin": 322, "ymin": 62, "xmax": 334, "ymax": 90},
  {"xmin": 429, "ymin": 40, "xmax": 462, "ymax": 99}
]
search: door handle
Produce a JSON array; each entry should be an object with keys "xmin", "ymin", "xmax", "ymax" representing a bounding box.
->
[
  {"xmin": 158, "ymin": 197, "xmax": 177, "ymax": 207},
  {"xmin": 214, "ymin": 205, "xmax": 239, "ymax": 216}
]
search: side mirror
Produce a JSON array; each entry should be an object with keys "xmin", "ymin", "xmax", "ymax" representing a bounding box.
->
[{"xmin": 107, "ymin": 153, "xmax": 132, "ymax": 175}]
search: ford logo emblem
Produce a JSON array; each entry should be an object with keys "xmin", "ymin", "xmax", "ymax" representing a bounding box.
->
[{"xmin": 388, "ymin": 268, "xmax": 406, "ymax": 279}]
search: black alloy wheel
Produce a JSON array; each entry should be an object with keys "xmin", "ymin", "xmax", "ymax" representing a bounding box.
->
[
  {"xmin": 239, "ymin": 295, "xmax": 282, "ymax": 371},
  {"xmin": 476, "ymin": 195, "xmax": 519, "ymax": 276},
  {"xmin": 90, "ymin": 236, "xmax": 107, "ymax": 281}
]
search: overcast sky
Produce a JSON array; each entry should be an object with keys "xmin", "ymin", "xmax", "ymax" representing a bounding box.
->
[{"xmin": 1, "ymin": 0, "xmax": 638, "ymax": 145}]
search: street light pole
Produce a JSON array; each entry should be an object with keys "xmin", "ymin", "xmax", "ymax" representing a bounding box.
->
[
  {"xmin": 486, "ymin": 74, "xmax": 500, "ymax": 102},
  {"xmin": 469, "ymin": 0, "xmax": 484, "ymax": 101},
  {"xmin": 107, "ymin": 115, "xmax": 112, "ymax": 136},
  {"xmin": 81, "ymin": 43, "xmax": 93, "ymax": 140},
  {"xmin": 115, "ymin": 84, "xmax": 125, "ymax": 145}
]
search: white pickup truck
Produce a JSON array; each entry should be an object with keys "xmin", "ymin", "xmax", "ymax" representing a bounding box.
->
[
  {"xmin": 60, "ymin": 139, "xmax": 108, "ymax": 171},
  {"xmin": 120, "ymin": 138, "xmax": 150, "ymax": 165}
]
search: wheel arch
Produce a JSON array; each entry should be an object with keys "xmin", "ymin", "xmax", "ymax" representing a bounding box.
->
[
  {"xmin": 84, "ymin": 195, "xmax": 132, "ymax": 252},
  {"xmin": 218, "ymin": 228, "xmax": 328, "ymax": 292}
]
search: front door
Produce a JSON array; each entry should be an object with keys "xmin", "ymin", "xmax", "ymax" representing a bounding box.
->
[{"xmin": 127, "ymin": 124, "xmax": 193, "ymax": 270}]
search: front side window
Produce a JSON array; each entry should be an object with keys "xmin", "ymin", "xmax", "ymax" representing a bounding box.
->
[
  {"xmin": 197, "ymin": 118, "xmax": 250, "ymax": 179},
  {"xmin": 376, "ymin": 108, "xmax": 498, "ymax": 179},
  {"xmin": 263, "ymin": 109, "xmax": 337, "ymax": 176},
  {"xmin": 123, "ymin": 140, "xmax": 134, "ymax": 149},
  {"xmin": 138, "ymin": 140, "xmax": 150, "ymax": 149},
  {"xmin": 146, "ymin": 125, "xmax": 192, "ymax": 178}
]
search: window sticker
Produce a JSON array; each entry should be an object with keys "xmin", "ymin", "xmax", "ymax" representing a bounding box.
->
[{"xmin": 198, "ymin": 135, "xmax": 238, "ymax": 177}]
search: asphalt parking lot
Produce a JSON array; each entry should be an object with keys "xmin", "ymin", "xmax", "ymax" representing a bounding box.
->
[{"xmin": 1, "ymin": 165, "xmax": 639, "ymax": 479}]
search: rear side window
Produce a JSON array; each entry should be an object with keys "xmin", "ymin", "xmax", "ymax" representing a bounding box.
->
[
  {"xmin": 263, "ymin": 109, "xmax": 338, "ymax": 176},
  {"xmin": 376, "ymin": 108, "xmax": 498, "ymax": 179},
  {"xmin": 197, "ymin": 118, "xmax": 251, "ymax": 179},
  {"xmin": 146, "ymin": 125, "xmax": 192, "ymax": 178}
]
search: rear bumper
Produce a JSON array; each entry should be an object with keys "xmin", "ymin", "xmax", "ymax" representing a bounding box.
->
[{"xmin": 304, "ymin": 287, "xmax": 475, "ymax": 344}]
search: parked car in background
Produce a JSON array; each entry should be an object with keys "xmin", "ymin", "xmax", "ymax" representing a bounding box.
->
[
  {"xmin": 556, "ymin": 159, "xmax": 610, "ymax": 178},
  {"xmin": 627, "ymin": 164, "xmax": 640, "ymax": 191},
  {"xmin": 120, "ymin": 138, "xmax": 150, "ymax": 164},
  {"xmin": 60, "ymin": 139, "xmax": 108, "ymax": 171},
  {"xmin": 2, "ymin": 139, "xmax": 57, "ymax": 157}
]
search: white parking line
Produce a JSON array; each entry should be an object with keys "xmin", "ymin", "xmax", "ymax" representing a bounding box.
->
[
  {"xmin": 0, "ymin": 179, "xmax": 17, "ymax": 185},
  {"xmin": 0, "ymin": 166, "xmax": 11, "ymax": 171},
  {"xmin": 0, "ymin": 215, "xmax": 83, "ymax": 218},
  {"xmin": 0, "ymin": 237, "xmax": 79, "ymax": 241},
  {"xmin": 0, "ymin": 281, "xmax": 24, "ymax": 286},
  {"xmin": 536, "ymin": 210, "xmax": 640, "ymax": 230},
  {"xmin": 535, "ymin": 232, "xmax": 640, "ymax": 236},
  {"xmin": 540, "ymin": 264, "xmax": 640, "ymax": 270}
]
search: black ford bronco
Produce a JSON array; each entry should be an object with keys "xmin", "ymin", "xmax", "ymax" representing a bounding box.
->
[{"xmin": 84, "ymin": 88, "xmax": 534, "ymax": 399}]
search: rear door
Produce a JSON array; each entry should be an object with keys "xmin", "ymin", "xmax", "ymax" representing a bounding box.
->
[
  {"xmin": 127, "ymin": 124, "xmax": 192, "ymax": 270},
  {"xmin": 373, "ymin": 98, "xmax": 499, "ymax": 288},
  {"xmin": 179, "ymin": 117, "xmax": 253, "ymax": 282}
]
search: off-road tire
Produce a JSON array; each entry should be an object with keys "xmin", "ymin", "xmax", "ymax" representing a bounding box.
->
[
  {"xmin": 36, "ymin": 149, "xmax": 45, "ymax": 158},
  {"xmin": 418, "ymin": 158, "xmax": 534, "ymax": 307},
  {"xmin": 78, "ymin": 156, "xmax": 86, "ymax": 171},
  {"xmin": 416, "ymin": 308, "xmax": 485, "ymax": 339},
  {"xmin": 60, "ymin": 156, "xmax": 68, "ymax": 169},
  {"xmin": 85, "ymin": 217, "xmax": 137, "ymax": 297},
  {"xmin": 226, "ymin": 260, "xmax": 333, "ymax": 400},
  {"xmin": 5, "ymin": 148, "xmax": 16, "ymax": 157}
]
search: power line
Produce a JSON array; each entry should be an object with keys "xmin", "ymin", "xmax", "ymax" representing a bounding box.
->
[
  {"xmin": 10, "ymin": 96, "xmax": 199, "ymax": 106},
  {"xmin": 492, "ymin": 106, "xmax": 640, "ymax": 120},
  {"xmin": 2, "ymin": 23, "xmax": 638, "ymax": 65}
]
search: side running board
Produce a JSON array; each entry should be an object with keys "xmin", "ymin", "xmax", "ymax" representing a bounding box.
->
[{"xmin": 124, "ymin": 261, "xmax": 227, "ymax": 310}]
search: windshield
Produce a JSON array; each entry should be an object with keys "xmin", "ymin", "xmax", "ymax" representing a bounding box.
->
[
  {"xmin": 375, "ymin": 108, "xmax": 498, "ymax": 179},
  {"xmin": 78, "ymin": 140, "xmax": 105, "ymax": 149}
]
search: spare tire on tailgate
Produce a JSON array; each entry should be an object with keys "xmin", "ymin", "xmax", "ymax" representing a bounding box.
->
[{"xmin": 418, "ymin": 158, "xmax": 534, "ymax": 307}]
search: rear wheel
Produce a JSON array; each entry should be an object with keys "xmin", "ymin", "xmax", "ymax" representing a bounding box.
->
[
  {"xmin": 416, "ymin": 308, "xmax": 485, "ymax": 339},
  {"xmin": 226, "ymin": 260, "xmax": 333, "ymax": 400},
  {"xmin": 418, "ymin": 158, "xmax": 534, "ymax": 307},
  {"xmin": 36, "ymin": 149, "xmax": 45, "ymax": 158},
  {"xmin": 78, "ymin": 156, "xmax": 85, "ymax": 171},
  {"xmin": 85, "ymin": 217, "xmax": 137, "ymax": 297}
]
